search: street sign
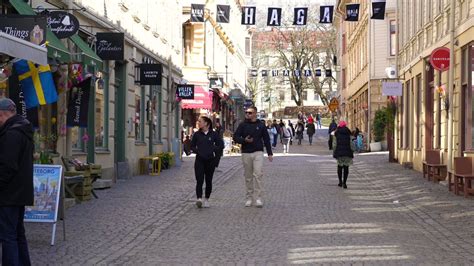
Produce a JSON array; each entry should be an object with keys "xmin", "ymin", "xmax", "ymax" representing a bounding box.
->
[
  {"xmin": 328, "ymin": 97, "xmax": 339, "ymax": 112},
  {"xmin": 430, "ymin": 47, "xmax": 450, "ymax": 71}
]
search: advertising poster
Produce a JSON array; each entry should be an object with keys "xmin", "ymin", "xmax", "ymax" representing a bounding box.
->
[{"xmin": 25, "ymin": 165, "xmax": 63, "ymax": 223}]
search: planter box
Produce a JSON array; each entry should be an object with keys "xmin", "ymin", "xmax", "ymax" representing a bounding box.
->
[{"xmin": 370, "ymin": 142, "xmax": 382, "ymax": 152}]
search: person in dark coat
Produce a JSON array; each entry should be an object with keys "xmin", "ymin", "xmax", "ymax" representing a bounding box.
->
[
  {"xmin": 306, "ymin": 120, "xmax": 316, "ymax": 145},
  {"xmin": 191, "ymin": 116, "xmax": 224, "ymax": 208},
  {"xmin": 328, "ymin": 118, "xmax": 338, "ymax": 150},
  {"xmin": 0, "ymin": 98, "xmax": 34, "ymax": 265},
  {"xmin": 333, "ymin": 121, "xmax": 354, "ymax": 189}
]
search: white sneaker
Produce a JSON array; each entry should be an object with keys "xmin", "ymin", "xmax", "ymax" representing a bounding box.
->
[
  {"xmin": 196, "ymin": 198, "xmax": 202, "ymax": 208},
  {"xmin": 203, "ymin": 199, "xmax": 210, "ymax": 208},
  {"xmin": 255, "ymin": 199, "xmax": 263, "ymax": 208},
  {"xmin": 245, "ymin": 199, "xmax": 252, "ymax": 207}
]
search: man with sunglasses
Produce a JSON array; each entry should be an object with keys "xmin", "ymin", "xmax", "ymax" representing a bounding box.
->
[{"xmin": 233, "ymin": 106, "xmax": 273, "ymax": 208}]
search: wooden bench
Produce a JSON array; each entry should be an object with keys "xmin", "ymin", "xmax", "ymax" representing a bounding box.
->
[
  {"xmin": 61, "ymin": 156, "xmax": 102, "ymax": 199},
  {"xmin": 422, "ymin": 150, "xmax": 447, "ymax": 182},
  {"xmin": 448, "ymin": 157, "xmax": 474, "ymax": 197}
]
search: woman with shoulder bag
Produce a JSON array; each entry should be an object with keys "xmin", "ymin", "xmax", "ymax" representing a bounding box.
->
[
  {"xmin": 333, "ymin": 121, "xmax": 354, "ymax": 189},
  {"xmin": 190, "ymin": 116, "xmax": 224, "ymax": 208}
]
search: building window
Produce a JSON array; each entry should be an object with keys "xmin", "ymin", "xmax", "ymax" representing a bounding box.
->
[
  {"xmin": 416, "ymin": 75, "xmax": 422, "ymax": 149},
  {"xmin": 314, "ymin": 93, "xmax": 320, "ymax": 101},
  {"xmin": 302, "ymin": 91, "xmax": 307, "ymax": 101},
  {"xmin": 390, "ymin": 20, "xmax": 397, "ymax": 56},
  {"xmin": 461, "ymin": 44, "xmax": 474, "ymax": 151},
  {"xmin": 135, "ymin": 86, "xmax": 145, "ymax": 142},
  {"xmin": 95, "ymin": 68, "xmax": 108, "ymax": 150},
  {"xmin": 245, "ymin": 37, "xmax": 251, "ymax": 56}
]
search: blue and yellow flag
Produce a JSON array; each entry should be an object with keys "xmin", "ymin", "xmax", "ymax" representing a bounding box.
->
[{"xmin": 13, "ymin": 60, "xmax": 58, "ymax": 109}]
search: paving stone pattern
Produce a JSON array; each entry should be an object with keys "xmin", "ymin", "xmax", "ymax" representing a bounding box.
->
[{"xmin": 21, "ymin": 128, "xmax": 474, "ymax": 265}]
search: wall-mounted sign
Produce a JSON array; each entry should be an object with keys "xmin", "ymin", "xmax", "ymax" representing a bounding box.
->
[
  {"xmin": 430, "ymin": 47, "xmax": 450, "ymax": 71},
  {"xmin": 177, "ymin": 84, "xmax": 194, "ymax": 99},
  {"xmin": 382, "ymin": 81, "xmax": 403, "ymax": 96},
  {"xmin": 209, "ymin": 77, "xmax": 223, "ymax": 88},
  {"xmin": 139, "ymin": 64, "xmax": 162, "ymax": 85},
  {"xmin": 47, "ymin": 11, "xmax": 79, "ymax": 39},
  {"xmin": 0, "ymin": 15, "xmax": 47, "ymax": 45},
  {"xmin": 96, "ymin": 32, "xmax": 124, "ymax": 60}
]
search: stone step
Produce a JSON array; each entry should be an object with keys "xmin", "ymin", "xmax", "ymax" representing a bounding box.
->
[{"xmin": 93, "ymin": 179, "xmax": 113, "ymax": 189}]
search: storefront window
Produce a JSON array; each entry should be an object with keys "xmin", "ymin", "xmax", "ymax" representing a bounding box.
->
[
  {"xmin": 135, "ymin": 86, "xmax": 145, "ymax": 142},
  {"xmin": 95, "ymin": 68, "xmax": 108, "ymax": 149},
  {"xmin": 152, "ymin": 85, "xmax": 161, "ymax": 142}
]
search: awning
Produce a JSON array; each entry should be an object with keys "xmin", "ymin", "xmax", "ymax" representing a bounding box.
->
[
  {"xmin": 0, "ymin": 32, "xmax": 47, "ymax": 65},
  {"xmin": 70, "ymin": 34, "xmax": 103, "ymax": 69},
  {"xmin": 9, "ymin": 0, "xmax": 71, "ymax": 62},
  {"xmin": 181, "ymin": 86, "xmax": 212, "ymax": 109}
]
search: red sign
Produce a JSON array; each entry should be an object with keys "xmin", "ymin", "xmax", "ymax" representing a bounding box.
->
[{"xmin": 430, "ymin": 47, "xmax": 450, "ymax": 71}]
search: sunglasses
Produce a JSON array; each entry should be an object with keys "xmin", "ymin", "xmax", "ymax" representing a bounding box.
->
[{"xmin": 245, "ymin": 111, "xmax": 254, "ymax": 114}]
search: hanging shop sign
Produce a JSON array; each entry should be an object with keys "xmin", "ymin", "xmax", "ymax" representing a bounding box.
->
[
  {"xmin": 209, "ymin": 77, "xmax": 224, "ymax": 88},
  {"xmin": 382, "ymin": 81, "xmax": 403, "ymax": 96},
  {"xmin": 191, "ymin": 4, "xmax": 205, "ymax": 22},
  {"xmin": 430, "ymin": 47, "xmax": 450, "ymax": 72},
  {"xmin": 177, "ymin": 84, "xmax": 194, "ymax": 99},
  {"xmin": 67, "ymin": 77, "xmax": 91, "ymax": 128},
  {"xmin": 216, "ymin": 5, "xmax": 230, "ymax": 23},
  {"xmin": 95, "ymin": 32, "xmax": 124, "ymax": 60},
  {"xmin": 47, "ymin": 11, "xmax": 79, "ymax": 39},
  {"xmin": 139, "ymin": 64, "xmax": 162, "ymax": 85},
  {"xmin": 0, "ymin": 15, "xmax": 47, "ymax": 45}
]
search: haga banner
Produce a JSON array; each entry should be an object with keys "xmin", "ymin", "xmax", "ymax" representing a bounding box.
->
[
  {"xmin": 216, "ymin": 5, "xmax": 230, "ymax": 23},
  {"xmin": 139, "ymin": 64, "xmax": 162, "ymax": 85},
  {"xmin": 67, "ymin": 77, "xmax": 91, "ymax": 127},
  {"xmin": 371, "ymin": 1, "xmax": 386, "ymax": 20},
  {"xmin": 191, "ymin": 4, "xmax": 205, "ymax": 22},
  {"xmin": 0, "ymin": 15, "xmax": 47, "ymax": 45},
  {"xmin": 96, "ymin": 32, "xmax": 124, "ymax": 60},
  {"xmin": 47, "ymin": 11, "xmax": 80, "ymax": 39},
  {"xmin": 176, "ymin": 84, "xmax": 194, "ymax": 99},
  {"xmin": 346, "ymin": 4, "xmax": 360, "ymax": 21}
]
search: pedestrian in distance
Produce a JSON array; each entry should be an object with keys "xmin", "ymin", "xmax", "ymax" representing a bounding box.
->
[
  {"xmin": 266, "ymin": 120, "xmax": 276, "ymax": 149},
  {"xmin": 295, "ymin": 119, "xmax": 305, "ymax": 145},
  {"xmin": 316, "ymin": 111, "xmax": 322, "ymax": 129},
  {"xmin": 233, "ymin": 106, "xmax": 273, "ymax": 208},
  {"xmin": 328, "ymin": 118, "xmax": 338, "ymax": 150},
  {"xmin": 306, "ymin": 119, "xmax": 316, "ymax": 145},
  {"xmin": 281, "ymin": 121, "xmax": 293, "ymax": 154},
  {"xmin": 288, "ymin": 120, "xmax": 295, "ymax": 145},
  {"xmin": 332, "ymin": 121, "xmax": 354, "ymax": 189},
  {"xmin": 191, "ymin": 116, "xmax": 224, "ymax": 208},
  {"xmin": 0, "ymin": 98, "xmax": 34, "ymax": 266}
]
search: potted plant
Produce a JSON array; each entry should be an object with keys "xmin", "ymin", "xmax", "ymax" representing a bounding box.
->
[
  {"xmin": 371, "ymin": 108, "xmax": 387, "ymax": 152},
  {"xmin": 158, "ymin": 152, "xmax": 172, "ymax": 170}
]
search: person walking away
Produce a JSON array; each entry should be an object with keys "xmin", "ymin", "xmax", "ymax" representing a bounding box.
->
[
  {"xmin": 233, "ymin": 107, "xmax": 273, "ymax": 207},
  {"xmin": 266, "ymin": 120, "xmax": 275, "ymax": 148},
  {"xmin": 288, "ymin": 120, "xmax": 295, "ymax": 145},
  {"xmin": 306, "ymin": 120, "xmax": 316, "ymax": 145},
  {"xmin": 281, "ymin": 121, "xmax": 293, "ymax": 154},
  {"xmin": 328, "ymin": 118, "xmax": 338, "ymax": 150},
  {"xmin": 278, "ymin": 119, "xmax": 285, "ymax": 144},
  {"xmin": 295, "ymin": 120, "xmax": 304, "ymax": 145},
  {"xmin": 316, "ymin": 112, "xmax": 322, "ymax": 129},
  {"xmin": 333, "ymin": 121, "xmax": 354, "ymax": 189},
  {"xmin": 191, "ymin": 116, "xmax": 224, "ymax": 208},
  {"xmin": 0, "ymin": 98, "xmax": 34, "ymax": 266},
  {"xmin": 271, "ymin": 119, "xmax": 279, "ymax": 147}
]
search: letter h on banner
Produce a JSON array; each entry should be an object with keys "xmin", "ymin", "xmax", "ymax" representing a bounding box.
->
[{"xmin": 241, "ymin": 6, "xmax": 256, "ymax": 25}]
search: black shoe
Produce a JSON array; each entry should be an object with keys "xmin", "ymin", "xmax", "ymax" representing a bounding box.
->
[
  {"xmin": 338, "ymin": 183, "xmax": 342, "ymax": 187},
  {"xmin": 343, "ymin": 184, "xmax": 347, "ymax": 189}
]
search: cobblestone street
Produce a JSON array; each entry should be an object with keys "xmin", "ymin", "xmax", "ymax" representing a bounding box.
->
[{"xmin": 24, "ymin": 129, "xmax": 474, "ymax": 265}]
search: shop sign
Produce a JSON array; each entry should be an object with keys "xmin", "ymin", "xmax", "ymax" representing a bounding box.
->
[
  {"xmin": 47, "ymin": 11, "xmax": 79, "ymax": 39},
  {"xmin": 177, "ymin": 84, "xmax": 194, "ymax": 99},
  {"xmin": 209, "ymin": 77, "xmax": 223, "ymax": 88},
  {"xmin": 96, "ymin": 32, "xmax": 124, "ymax": 60},
  {"xmin": 139, "ymin": 64, "xmax": 162, "ymax": 85},
  {"xmin": 328, "ymin": 97, "xmax": 339, "ymax": 112},
  {"xmin": 430, "ymin": 47, "xmax": 450, "ymax": 71},
  {"xmin": 0, "ymin": 15, "xmax": 47, "ymax": 45},
  {"xmin": 67, "ymin": 77, "xmax": 91, "ymax": 128},
  {"xmin": 382, "ymin": 81, "xmax": 402, "ymax": 96}
]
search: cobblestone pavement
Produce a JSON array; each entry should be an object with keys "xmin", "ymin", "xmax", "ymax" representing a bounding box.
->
[{"xmin": 22, "ymin": 128, "xmax": 474, "ymax": 265}]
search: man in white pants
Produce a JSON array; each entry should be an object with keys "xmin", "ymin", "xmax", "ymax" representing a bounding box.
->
[{"xmin": 233, "ymin": 107, "xmax": 273, "ymax": 207}]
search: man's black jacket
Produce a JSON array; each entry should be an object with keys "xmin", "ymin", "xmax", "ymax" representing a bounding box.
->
[
  {"xmin": 0, "ymin": 115, "xmax": 34, "ymax": 206},
  {"xmin": 233, "ymin": 119, "xmax": 273, "ymax": 156}
]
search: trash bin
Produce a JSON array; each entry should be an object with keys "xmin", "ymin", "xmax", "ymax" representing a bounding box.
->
[{"xmin": 172, "ymin": 138, "xmax": 182, "ymax": 167}]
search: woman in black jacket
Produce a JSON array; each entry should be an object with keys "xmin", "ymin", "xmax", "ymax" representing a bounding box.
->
[
  {"xmin": 333, "ymin": 121, "xmax": 353, "ymax": 189},
  {"xmin": 191, "ymin": 116, "xmax": 224, "ymax": 208}
]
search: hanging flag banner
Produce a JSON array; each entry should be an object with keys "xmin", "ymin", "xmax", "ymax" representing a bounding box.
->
[
  {"xmin": 8, "ymin": 72, "xmax": 39, "ymax": 128},
  {"xmin": 13, "ymin": 60, "xmax": 58, "ymax": 109},
  {"xmin": 294, "ymin": 70, "xmax": 301, "ymax": 77},
  {"xmin": 241, "ymin": 6, "xmax": 256, "ymax": 25},
  {"xmin": 176, "ymin": 84, "xmax": 195, "ymax": 99},
  {"xmin": 250, "ymin": 69, "xmax": 258, "ymax": 77},
  {"xmin": 67, "ymin": 77, "xmax": 91, "ymax": 128},
  {"xmin": 139, "ymin": 64, "xmax": 162, "ymax": 85},
  {"xmin": 315, "ymin": 69, "xmax": 322, "ymax": 76},
  {"xmin": 47, "ymin": 11, "xmax": 80, "ymax": 39},
  {"xmin": 293, "ymin": 8, "xmax": 308, "ymax": 25},
  {"xmin": 261, "ymin": 70, "xmax": 268, "ymax": 77},
  {"xmin": 267, "ymin": 8, "xmax": 282, "ymax": 26},
  {"xmin": 96, "ymin": 32, "xmax": 124, "ymax": 60},
  {"xmin": 271, "ymin": 70, "xmax": 279, "ymax": 77},
  {"xmin": 346, "ymin": 4, "xmax": 360, "ymax": 21},
  {"xmin": 216, "ymin": 5, "xmax": 230, "ymax": 23},
  {"xmin": 371, "ymin": 1, "xmax": 386, "ymax": 20},
  {"xmin": 283, "ymin": 70, "xmax": 290, "ymax": 76},
  {"xmin": 325, "ymin": 69, "xmax": 332, "ymax": 77},
  {"xmin": 319, "ymin": 6, "xmax": 334, "ymax": 24},
  {"xmin": 191, "ymin": 4, "xmax": 205, "ymax": 22},
  {"xmin": 304, "ymin": 69, "xmax": 312, "ymax": 77}
]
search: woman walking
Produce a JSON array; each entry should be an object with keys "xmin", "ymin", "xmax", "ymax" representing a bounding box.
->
[
  {"xmin": 306, "ymin": 120, "xmax": 316, "ymax": 145},
  {"xmin": 333, "ymin": 121, "xmax": 354, "ymax": 189},
  {"xmin": 191, "ymin": 116, "xmax": 224, "ymax": 208}
]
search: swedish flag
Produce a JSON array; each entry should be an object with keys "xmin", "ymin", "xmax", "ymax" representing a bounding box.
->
[{"xmin": 13, "ymin": 60, "xmax": 58, "ymax": 109}]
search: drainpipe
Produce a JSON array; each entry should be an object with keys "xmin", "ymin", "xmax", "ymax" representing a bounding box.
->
[
  {"xmin": 447, "ymin": 0, "xmax": 455, "ymax": 171},
  {"xmin": 367, "ymin": 15, "xmax": 372, "ymax": 146},
  {"xmin": 167, "ymin": 56, "xmax": 173, "ymax": 152}
]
